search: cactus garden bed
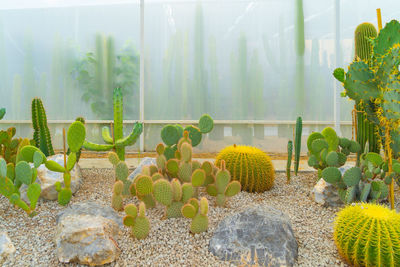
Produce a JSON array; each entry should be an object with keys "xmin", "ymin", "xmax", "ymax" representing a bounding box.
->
[{"xmin": 0, "ymin": 167, "xmax": 357, "ymax": 267}]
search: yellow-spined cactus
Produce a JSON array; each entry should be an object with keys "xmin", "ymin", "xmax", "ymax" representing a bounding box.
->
[
  {"xmin": 216, "ymin": 145, "xmax": 275, "ymax": 192},
  {"xmin": 334, "ymin": 203, "xmax": 400, "ymax": 267}
]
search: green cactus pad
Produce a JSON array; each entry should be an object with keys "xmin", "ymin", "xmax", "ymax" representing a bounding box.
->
[
  {"xmin": 225, "ymin": 181, "xmax": 241, "ymax": 197},
  {"xmin": 166, "ymin": 159, "xmax": 179, "ymax": 177},
  {"xmin": 206, "ymin": 184, "xmax": 218, "ymax": 196},
  {"xmin": 101, "ymin": 127, "xmax": 113, "ymax": 144},
  {"xmin": 67, "ymin": 121, "xmax": 86, "ymax": 153},
  {"xmin": 342, "ymin": 167, "xmax": 362, "ymax": 187},
  {"xmin": 164, "ymin": 145, "xmax": 177, "ymax": 160},
  {"xmin": 198, "ymin": 114, "xmax": 214, "ymax": 133},
  {"xmin": 0, "ymin": 159, "xmax": 7, "ymax": 177},
  {"xmin": 66, "ymin": 152, "xmax": 77, "ymax": 172},
  {"xmin": 326, "ymin": 151, "xmax": 339, "ymax": 166},
  {"xmin": 113, "ymin": 180, "xmax": 124, "ymax": 194},
  {"xmin": 322, "ymin": 167, "xmax": 342, "ymax": 184},
  {"xmin": 124, "ymin": 203, "xmax": 138, "ymax": 217},
  {"xmin": 348, "ymin": 141, "xmax": 361, "ymax": 153},
  {"xmin": 191, "ymin": 169, "xmax": 206, "ymax": 187},
  {"xmin": 15, "ymin": 161, "xmax": 32, "ymax": 185},
  {"xmin": 175, "ymin": 124, "xmax": 184, "ymax": 138},
  {"xmin": 365, "ymin": 152, "xmax": 383, "ymax": 166},
  {"xmin": 156, "ymin": 143, "xmax": 165, "ymax": 155},
  {"xmin": 111, "ymin": 194, "xmax": 123, "ymax": 211},
  {"xmin": 151, "ymin": 173, "xmax": 163, "ymax": 182},
  {"xmin": 184, "ymin": 126, "xmax": 202, "ymax": 147},
  {"xmin": 333, "ymin": 68, "xmax": 345, "ymax": 83},
  {"xmin": 153, "ymin": 179, "xmax": 173, "ymax": 206},
  {"xmin": 181, "ymin": 183, "xmax": 194, "ymax": 202},
  {"xmin": 181, "ymin": 203, "xmax": 196, "ymax": 219},
  {"xmin": 27, "ymin": 183, "xmax": 41, "ymax": 210},
  {"xmin": 216, "ymin": 194, "xmax": 226, "ymax": 207},
  {"xmin": 337, "ymin": 153, "xmax": 347, "ymax": 166},
  {"xmin": 45, "ymin": 160, "xmax": 66, "ymax": 173},
  {"xmin": 307, "ymin": 132, "xmax": 324, "ymax": 151},
  {"xmin": 393, "ymin": 163, "xmax": 400, "ymax": 174},
  {"xmin": 17, "ymin": 146, "xmax": 46, "ymax": 163},
  {"xmin": 0, "ymin": 108, "xmax": 5, "ymax": 120},
  {"xmin": 360, "ymin": 183, "xmax": 371, "ymax": 202},
  {"xmin": 190, "ymin": 214, "xmax": 208, "ymax": 234},
  {"xmin": 321, "ymin": 127, "xmax": 339, "ymax": 151},
  {"xmin": 339, "ymin": 138, "xmax": 351, "ymax": 148},
  {"xmin": 135, "ymin": 175, "xmax": 153, "ymax": 195},
  {"xmin": 180, "ymin": 143, "xmax": 192, "ymax": 162},
  {"xmin": 201, "ymin": 161, "xmax": 213, "ymax": 175},
  {"xmin": 133, "ymin": 216, "xmax": 150, "ymax": 240},
  {"xmin": 58, "ymin": 188, "xmax": 72, "ymax": 206},
  {"xmin": 108, "ymin": 152, "xmax": 120, "ymax": 166},
  {"xmin": 178, "ymin": 162, "xmax": 192, "ymax": 183},
  {"xmin": 161, "ymin": 125, "xmax": 180, "ymax": 146},
  {"xmin": 307, "ymin": 155, "xmax": 319, "ymax": 168},
  {"xmin": 166, "ymin": 201, "xmax": 184, "ymax": 218},
  {"xmin": 33, "ymin": 151, "xmax": 44, "ymax": 168},
  {"xmin": 123, "ymin": 215, "xmax": 135, "ymax": 227},
  {"xmin": 311, "ymin": 139, "xmax": 329, "ymax": 153},
  {"xmin": 192, "ymin": 160, "xmax": 201, "ymax": 171}
]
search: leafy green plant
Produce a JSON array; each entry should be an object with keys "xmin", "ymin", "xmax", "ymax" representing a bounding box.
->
[
  {"xmin": 32, "ymin": 98, "xmax": 54, "ymax": 157},
  {"xmin": 83, "ymin": 87, "xmax": 143, "ymax": 161}
]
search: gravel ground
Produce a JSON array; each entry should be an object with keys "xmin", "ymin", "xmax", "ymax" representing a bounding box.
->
[{"xmin": 0, "ymin": 168, "xmax": 354, "ymax": 267}]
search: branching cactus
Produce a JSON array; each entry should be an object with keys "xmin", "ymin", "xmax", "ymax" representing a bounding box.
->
[
  {"xmin": 83, "ymin": 88, "xmax": 143, "ymax": 160},
  {"xmin": 153, "ymin": 178, "xmax": 195, "ymax": 218},
  {"xmin": 181, "ymin": 197, "xmax": 209, "ymax": 234},
  {"xmin": 160, "ymin": 114, "xmax": 213, "ymax": 160},
  {"xmin": 0, "ymin": 151, "xmax": 44, "ymax": 217},
  {"xmin": 31, "ymin": 98, "xmax": 54, "ymax": 157},
  {"xmin": 123, "ymin": 202, "xmax": 150, "ymax": 240},
  {"xmin": 111, "ymin": 180, "xmax": 124, "ymax": 211},
  {"xmin": 108, "ymin": 152, "xmax": 131, "ymax": 196},
  {"xmin": 206, "ymin": 160, "xmax": 241, "ymax": 207},
  {"xmin": 0, "ymin": 108, "xmax": 5, "ymax": 120}
]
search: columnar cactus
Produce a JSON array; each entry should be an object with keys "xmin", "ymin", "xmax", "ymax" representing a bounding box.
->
[
  {"xmin": 286, "ymin": 140, "xmax": 293, "ymax": 183},
  {"xmin": 182, "ymin": 197, "xmax": 209, "ymax": 234},
  {"xmin": 206, "ymin": 160, "xmax": 241, "ymax": 207},
  {"xmin": 294, "ymin": 116, "xmax": 302, "ymax": 175},
  {"xmin": 123, "ymin": 202, "xmax": 150, "ymax": 240},
  {"xmin": 31, "ymin": 98, "xmax": 54, "ymax": 157},
  {"xmin": 83, "ymin": 87, "xmax": 143, "ymax": 161},
  {"xmin": 334, "ymin": 203, "xmax": 400, "ymax": 266},
  {"xmin": 161, "ymin": 114, "xmax": 213, "ymax": 160}
]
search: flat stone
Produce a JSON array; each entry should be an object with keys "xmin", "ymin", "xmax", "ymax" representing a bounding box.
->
[
  {"xmin": 0, "ymin": 232, "xmax": 15, "ymax": 264},
  {"xmin": 128, "ymin": 157, "xmax": 156, "ymax": 181},
  {"xmin": 209, "ymin": 205, "xmax": 298, "ymax": 267},
  {"xmin": 55, "ymin": 201, "xmax": 122, "ymax": 266}
]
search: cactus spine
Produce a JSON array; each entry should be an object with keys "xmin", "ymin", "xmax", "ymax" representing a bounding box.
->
[
  {"xmin": 286, "ymin": 140, "xmax": 293, "ymax": 183},
  {"xmin": 83, "ymin": 87, "xmax": 143, "ymax": 161},
  {"xmin": 31, "ymin": 98, "xmax": 54, "ymax": 157},
  {"xmin": 294, "ymin": 116, "xmax": 302, "ymax": 175}
]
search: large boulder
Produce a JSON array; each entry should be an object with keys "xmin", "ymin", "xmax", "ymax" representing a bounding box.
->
[
  {"xmin": 209, "ymin": 206, "xmax": 298, "ymax": 267},
  {"xmin": 21, "ymin": 154, "xmax": 82, "ymax": 201},
  {"xmin": 0, "ymin": 232, "xmax": 15, "ymax": 264},
  {"xmin": 55, "ymin": 201, "xmax": 122, "ymax": 266},
  {"xmin": 128, "ymin": 157, "xmax": 156, "ymax": 181}
]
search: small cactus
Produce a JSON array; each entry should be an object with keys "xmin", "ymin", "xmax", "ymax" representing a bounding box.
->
[
  {"xmin": 286, "ymin": 140, "xmax": 293, "ymax": 183},
  {"xmin": 206, "ymin": 160, "xmax": 241, "ymax": 207},
  {"xmin": 181, "ymin": 197, "xmax": 209, "ymax": 234},
  {"xmin": 108, "ymin": 152, "xmax": 131, "ymax": 196},
  {"xmin": 123, "ymin": 202, "xmax": 150, "ymax": 240},
  {"xmin": 294, "ymin": 116, "xmax": 302, "ymax": 175},
  {"xmin": 130, "ymin": 174, "xmax": 156, "ymax": 208},
  {"xmin": 111, "ymin": 180, "xmax": 124, "ymax": 211}
]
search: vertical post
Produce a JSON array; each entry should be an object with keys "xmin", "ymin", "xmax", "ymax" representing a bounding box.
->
[
  {"xmin": 139, "ymin": 0, "xmax": 145, "ymax": 153},
  {"xmin": 333, "ymin": 0, "xmax": 341, "ymax": 135}
]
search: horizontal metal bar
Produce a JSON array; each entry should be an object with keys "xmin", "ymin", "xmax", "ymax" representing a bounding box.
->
[{"xmin": 0, "ymin": 119, "xmax": 353, "ymax": 125}]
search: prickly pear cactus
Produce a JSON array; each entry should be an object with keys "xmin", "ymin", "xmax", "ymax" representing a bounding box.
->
[
  {"xmin": 181, "ymin": 197, "xmax": 209, "ymax": 234},
  {"xmin": 286, "ymin": 140, "xmax": 293, "ymax": 183},
  {"xmin": 111, "ymin": 180, "xmax": 124, "ymax": 211},
  {"xmin": 123, "ymin": 202, "xmax": 150, "ymax": 240}
]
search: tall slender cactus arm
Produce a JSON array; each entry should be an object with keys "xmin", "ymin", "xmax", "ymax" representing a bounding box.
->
[
  {"xmin": 102, "ymin": 127, "xmax": 114, "ymax": 144},
  {"xmin": 115, "ymin": 122, "xmax": 143, "ymax": 147},
  {"xmin": 82, "ymin": 141, "xmax": 114, "ymax": 151}
]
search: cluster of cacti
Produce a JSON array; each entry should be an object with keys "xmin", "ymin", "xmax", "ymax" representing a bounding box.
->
[
  {"xmin": 294, "ymin": 116, "xmax": 302, "ymax": 175},
  {"xmin": 216, "ymin": 144, "xmax": 275, "ymax": 193},
  {"xmin": 0, "ymin": 108, "xmax": 5, "ymax": 120},
  {"xmin": 307, "ymin": 127, "xmax": 361, "ymax": 178},
  {"xmin": 108, "ymin": 152, "xmax": 131, "ymax": 196},
  {"xmin": 321, "ymin": 151, "xmax": 394, "ymax": 204},
  {"xmin": 0, "ymin": 127, "xmax": 31, "ymax": 164},
  {"xmin": 286, "ymin": 141, "xmax": 293, "ymax": 183},
  {"xmin": 83, "ymin": 87, "xmax": 143, "ymax": 161},
  {"xmin": 205, "ymin": 160, "xmax": 241, "ymax": 207},
  {"xmin": 334, "ymin": 203, "xmax": 400, "ymax": 266},
  {"xmin": 123, "ymin": 202, "xmax": 150, "ymax": 240},
  {"xmin": 0, "ymin": 153, "xmax": 42, "ymax": 217},
  {"xmin": 160, "ymin": 114, "xmax": 213, "ymax": 160},
  {"xmin": 19, "ymin": 121, "xmax": 86, "ymax": 206},
  {"xmin": 31, "ymin": 98, "xmax": 54, "ymax": 157},
  {"xmin": 333, "ymin": 19, "xmax": 400, "ymax": 208},
  {"xmin": 182, "ymin": 197, "xmax": 209, "ymax": 234}
]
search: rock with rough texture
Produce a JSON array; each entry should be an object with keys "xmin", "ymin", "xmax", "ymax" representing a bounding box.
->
[
  {"xmin": 209, "ymin": 205, "xmax": 298, "ymax": 267},
  {"xmin": 0, "ymin": 232, "xmax": 15, "ymax": 264},
  {"xmin": 55, "ymin": 201, "xmax": 122, "ymax": 266},
  {"xmin": 312, "ymin": 179, "xmax": 343, "ymax": 207},
  {"xmin": 22, "ymin": 154, "xmax": 82, "ymax": 201},
  {"xmin": 128, "ymin": 157, "xmax": 156, "ymax": 181}
]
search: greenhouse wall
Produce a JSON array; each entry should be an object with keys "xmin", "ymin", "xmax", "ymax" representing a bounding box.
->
[{"xmin": 0, "ymin": 0, "xmax": 399, "ymax": 153}]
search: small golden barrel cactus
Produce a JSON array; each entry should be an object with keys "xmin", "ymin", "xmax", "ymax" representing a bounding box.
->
[
  {"xmin": 216, "ymin": 145, "xmax": 275, "ymax": 192},
  {"xmin": 334, "ymin": 203, "xmax": 400, "ymax": 267}
]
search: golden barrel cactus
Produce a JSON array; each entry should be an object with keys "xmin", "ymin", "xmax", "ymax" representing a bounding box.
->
[
  {"xmin": 334, "ymin": 203, "xmax": 400, "ymax": 267},
  {"xmin": 216, "ymin": 145, "xmax": 275, "ymax": 192}
]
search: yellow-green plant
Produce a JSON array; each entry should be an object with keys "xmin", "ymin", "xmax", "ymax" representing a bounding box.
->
[
  {"xmin": 334, "ymin": 203, "xmax": 400, "ymax": 266},
  {"xmin": 181, "ymin": 197, "xmax": 209, "ymax": 234},
  {"xmin": 216, "ymin": 145, "xmax": 275, "ymax": 192},
  {"xmin": 111, "ymin": 180, "xmax": 124, "ymax": 211},
  {"xmin": 123, "ymin": 202, "xmax": 150, "ymax": 240}
]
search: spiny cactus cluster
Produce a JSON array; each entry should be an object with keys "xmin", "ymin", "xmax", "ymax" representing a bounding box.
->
[
  {"xmin": 216, "ymin": 144, "xmax": 275, "ymax": 192},
  {"xmin": 123, "ymin": 202, "xmax": 150, "ymax": 240},
  {"xmin": 83, "ymin": 87, "xmax": 143, "ymax": 160},
  {"xmin": 0, "ymin": 153, "xmax": 43, "ymax": 217},
  {"xmin": 307, "ymin": 127, "xmax": 361, "ymax": 178},
  {"xmin": 182, "ymin": 197, "xmax": 209, "ymax": 234},
  {"xmin": 160, "ymin": 114, "xmax": 213, "ymax": 160},
  {"xmin": 334, "ymin": 203, "xmax": 400, "ymax": 266},
  {"xmin": 32, "ymin": 98, "xmax": 54, "ymax": 157}
]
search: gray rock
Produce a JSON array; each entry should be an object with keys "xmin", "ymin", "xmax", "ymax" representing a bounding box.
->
[
  {"xmin": 128, "ymin": 157, "xmax": 156, "ymax": 181},
  {"xmin": 0, "ymin": 232, "xmax": 15, "ymax": 264},
  {"xmin": 209, "ymin": 205, "xmax": 298, "ymax": 267},
  {"xmin": 21, "ymin": 154, "xmax": 82, "ymax": 201},
  {"xmin": 55, "ymin": 201, "xmax": 122, "ymax": 266},
  {"xmin": 312, "ymin": 179, "xmax": 343, "ymax": 207}
]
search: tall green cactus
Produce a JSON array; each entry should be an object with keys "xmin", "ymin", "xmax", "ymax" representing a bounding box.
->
[
  {"xmin": 294, "ymin": 0, "xmax": 305, "ymax": 116},
  {"xmin": 31, "ymin": 98, "xmax": 54, "ymax": 157},
  {"xmin": 287, "ymin": 140, "xmax": 293, "ymax": 183},
  {"xmin": 354, "ymin": 23, "xmax": 380, "ymax": 161},
  {"xmin": 83, "ymin": 87, "xmax": 143, "ymax": 160},
  {"xmin": 294, "ymin": 117, "xmax": 302, "ymax": 175}
]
